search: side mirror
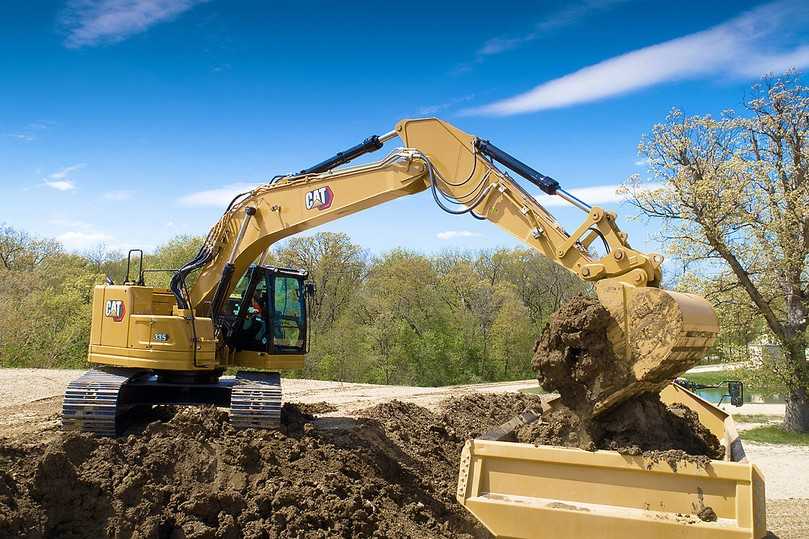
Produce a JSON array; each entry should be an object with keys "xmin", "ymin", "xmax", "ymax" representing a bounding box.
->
[
  {"xmin": 727, "ymin": 381, "xmax": 744, "ymax": 407},
  {"xmin": 305, "ymin": 282, "xmax": 316, "ymax": 297}
]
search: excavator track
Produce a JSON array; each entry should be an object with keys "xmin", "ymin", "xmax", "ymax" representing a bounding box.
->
[
  {"xmin": 230, "ymin": 371, "xmax": 282, "ymax": 429},
  {"xmin": 62, "ymin": 367, "xmax": 141, "ymax": 436}
]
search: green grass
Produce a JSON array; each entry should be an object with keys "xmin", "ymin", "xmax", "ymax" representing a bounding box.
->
[
  {"xmin": 683, "ymin": 371, "xmax": 735, "ymax": 387},
  {"xmin": 520, "ymin": 386, "xmax": 547, "ymax": 395},
  {"xmin": 732, "ymin": 414, "xmax": 775, "ymax": 424},
  {"xmin": 741, "ymin": 425, "xmax": 809, "ymax": 445}
]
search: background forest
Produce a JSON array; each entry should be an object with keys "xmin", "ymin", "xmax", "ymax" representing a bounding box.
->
[{"xmin": 0, "ymin": 227, "xmax": 585, "ymax": 385}]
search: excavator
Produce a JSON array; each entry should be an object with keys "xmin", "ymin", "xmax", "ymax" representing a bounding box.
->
[{"xmin": 62, "ymin": 117, "xmax": 719, "ymax": 436}]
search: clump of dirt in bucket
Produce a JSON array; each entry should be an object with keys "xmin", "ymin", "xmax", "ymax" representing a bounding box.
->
[{"xmin": 525, "ymin": 295, "xmax": 724, "ymax": 461}]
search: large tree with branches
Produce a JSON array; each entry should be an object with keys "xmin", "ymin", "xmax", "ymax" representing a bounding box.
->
[{"xmin": 626, "ymin": 72, "xmax": 809, "ymax": 432}]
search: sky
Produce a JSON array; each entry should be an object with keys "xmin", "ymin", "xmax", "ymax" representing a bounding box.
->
[{"xmin": 2, "ymin": 0, "xmax": 808, "ymax": 266}]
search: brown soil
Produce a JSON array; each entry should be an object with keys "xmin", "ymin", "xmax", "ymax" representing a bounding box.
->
[
  {"xmin": 295, "ymin": 402, "xmax": 338, "ymax": 415},
  {"xmin": 533, "ymin": 295, "xmax": 632, "ymax": 416},
  {"xmin": 0, "ymin": 394, "xmax": 545, "ymax": 539},
  {"xmin": 527, "ymin": 295, "xmax": 723, "ymax": 462}
]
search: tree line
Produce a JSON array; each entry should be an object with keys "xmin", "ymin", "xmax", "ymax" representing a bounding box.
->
[{"xmin": 0, "ymin": 227, "xmax": 584, "ymax": 386}]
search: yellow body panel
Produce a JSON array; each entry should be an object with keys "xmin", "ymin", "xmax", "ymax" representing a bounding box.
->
[
  {"xmin": 88, "ymin": 284, "xmax": 296, "ymax": 372},
  {"xmin": 457, "ymin": 384, "xmax": 767, "ymax": 539}
]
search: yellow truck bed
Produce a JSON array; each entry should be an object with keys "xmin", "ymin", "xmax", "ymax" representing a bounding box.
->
[{"xmin": 456, "ymin": 384, "xmax": 767, "ymax": 539}]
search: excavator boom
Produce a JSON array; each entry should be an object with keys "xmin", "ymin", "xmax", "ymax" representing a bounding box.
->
[
  {"xmin": 176, "ymin": 118, "xmax": 718, "ymax": 412},
  {"xmin": 66, "ymin": 117, "xmax": 717, "ymax": 435}
]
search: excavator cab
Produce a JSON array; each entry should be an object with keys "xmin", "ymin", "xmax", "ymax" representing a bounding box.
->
[{"xmin": 223, "ymin": 265, "xmax": 311, "ymax": 355}]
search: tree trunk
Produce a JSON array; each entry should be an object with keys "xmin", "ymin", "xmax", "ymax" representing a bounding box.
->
[{"xmin": 784, "ymin": 387, "xmax": 809, "ymax": 432}]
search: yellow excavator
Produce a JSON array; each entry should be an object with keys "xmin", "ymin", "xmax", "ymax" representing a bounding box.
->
[{"xmin": 62, "ymin": 117, "xmax": 719, "ymax": 435}]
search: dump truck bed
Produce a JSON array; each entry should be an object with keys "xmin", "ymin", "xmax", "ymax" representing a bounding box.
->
[{"xmin": 456, "ymin": 384, "xmax": 767, "ymax": 539}]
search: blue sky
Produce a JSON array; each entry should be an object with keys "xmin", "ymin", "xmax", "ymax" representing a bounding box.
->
[{"xmin": 2, "ymin": 1, "xmax": 808, "ymax": 266}]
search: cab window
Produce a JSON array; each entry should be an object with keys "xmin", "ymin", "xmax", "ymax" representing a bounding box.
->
[
  {"xmin": 271, "ymin": 276, "xmax": 306, "ymax": 352},
  {"xmin": 233, "ymin": 273, "xmax": 270, "ymax": 352},
  {"xmin": 223, "ymin": 272, "xmax": 251, "ymax": 317}
]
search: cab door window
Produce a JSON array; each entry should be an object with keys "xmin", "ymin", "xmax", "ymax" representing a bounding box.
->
[
  {"xmin": 233, "ymin": 273, "xmax": 270, "ymax": 352},
  {"xmin": 271, "ymin": 276, "xmax": 306, "ymax": 353}
]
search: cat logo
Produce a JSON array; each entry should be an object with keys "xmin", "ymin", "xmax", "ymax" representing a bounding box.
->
[
  {"xmin": 305, "ymin": 186, "xmax": 333, "ymax": 211},
  {"xmin": 104, "ymin": 299, "xmax": 125, "ymax": 322}
]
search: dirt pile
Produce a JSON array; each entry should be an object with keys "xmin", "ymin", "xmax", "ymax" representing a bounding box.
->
[
  {"xmin": 0, "ymin": 394, "xmax": 544, "ymax": 539},
  {"xmin": 527, "ymin": 294, "xmax": 723, "ymax": 461}
]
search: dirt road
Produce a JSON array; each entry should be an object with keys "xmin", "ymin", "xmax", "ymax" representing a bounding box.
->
[
  {"xmin": 0, "ymin": 369, "xmax": 538, "ymax": 449},
  {"xmin": 1, "ymin": 368, "xmax": 806, "ymax": 537}
]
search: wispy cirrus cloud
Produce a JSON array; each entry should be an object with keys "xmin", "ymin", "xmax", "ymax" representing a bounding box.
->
[
  {"xmin": 417, "ymin": 95, "xmax": 475, "ymax": 115},
  {"xmin": 463, "ymin": 1, "xmax": 809, "ymax": 116},
  {"xmin": 479, "ymin": 0, "xmax": 626, "ymax": 57},
  {"xmin": 3, "ymin": 121, "xmax": 51, "ymax": 143},
  {"xmin": 436, "ymin": 230, "xmax": 483, "ymax": 241},
  {"xmin": 455, "ymin": 0, "xmax": 626, "ymax": 73},
  {"xmin": 61, "ymin": 0, "xmax": 207, "ymax": 48},
  {"xmin": 179, "ymin": 182, "xmax": 259, "ymax": 207},
  {"xmin": 4, "ymin": 133, "xmax": 36, "ymax": 142},
  {"xmin": 42, "ymin": 164, "xmax": 85, "ymax": 191}
]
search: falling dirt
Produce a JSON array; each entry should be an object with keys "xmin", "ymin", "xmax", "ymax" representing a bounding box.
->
[
  {"xmin": 533, "ymin": 295, "xmax": 632, "ymax": 417},
  {"xmin": 527, "ymin": 295, "xmax": 724, "ymax": 462},
  {"xmin": 0, "ymin": 394, "xmax": 548, "ymax": 539}
]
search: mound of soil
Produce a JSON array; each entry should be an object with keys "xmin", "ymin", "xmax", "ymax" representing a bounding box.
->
[
  {"xmin": 528, "ymin": 294, "xmax": 723, "ymax": 462},
  {"xmin": 0, "ymin": 394, "xmax": 545, "ymax": 539},
  {"xmin": 295, "ymin": 402, "xmax": 338, "ymax": 415}
]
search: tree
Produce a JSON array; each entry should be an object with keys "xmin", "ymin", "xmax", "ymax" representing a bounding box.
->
[
  {"xmin": 143, "ymin": 235, "xmax": 204, "ymax": 288},
  {"xmin": 275, "ymin": 232, "xmax": 368, "ymax": 331},
  {"xmin": 82, "ymin": 243, "xmax": 124, "ymax": 276},
  {"xmin": 0, "ymin": 225, "xmax": 61, "ymax": 271},
  {"xmin": 625, "ymin": 72, "xmax": 809, "ymax": 431}
]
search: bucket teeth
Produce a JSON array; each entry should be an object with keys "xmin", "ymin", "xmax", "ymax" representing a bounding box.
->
[{"xmin": 230, "ymin": 371, "xmax": 282, "ymax": 429}]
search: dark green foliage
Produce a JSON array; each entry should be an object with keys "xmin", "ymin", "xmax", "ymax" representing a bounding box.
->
[{"xmin": 0, "ymin": 226, "xmax": 585, "ymax": 385}]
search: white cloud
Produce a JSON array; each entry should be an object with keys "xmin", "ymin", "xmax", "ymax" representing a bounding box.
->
[
  {"xmin": 62, "ymin": 0, "xmax": 206, "ymax": 48},
  {"xmin": 41, "ymin": 163, "xmax": 84, "ymax": 191},
  {"xmin": 454, "ymin": 0, "xmax": 626, "ymax": 73},
  {"xmin": 477, "ymin": 0, "xmax": 626, "ymax": 57},
  {"xmin": 418, "ymin": 95, "xmax": 475, "ymax": 115},
  {"xmin": 103, "ymin": 190, "xmax": 134, "ymax": 200},
  {"xmin": 463, "ymin": 1, "xmax": 809, "ymax": 116},
  {"xmin": 4, "ymin": 133, "xmax": 35, "ymax": 142},
  {"xmin": 436, "ymin": 230, "xmax": 483, "ymax": 241},
  {"xmin": 178, "ymin": 182, "xmax": 259, "ymax": 207},
  {"xmin": 50, "ymin": 163, "xmax": 85, "ymax": 179},
  {"xmin": 535, "ymin": 182, "xmax": 664, "ymax": 207},
  {"xmin": 57, "ymin": 230, "xmax": 114, "ymax": 249},
  {"xmin": 44, "ymin": 179, "xmax": 77, "ymax": 191}
]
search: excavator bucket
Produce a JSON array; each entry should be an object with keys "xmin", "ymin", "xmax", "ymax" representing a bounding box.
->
[
  {"xmin": 593, "ymin": 281, "xmax": 720, "ymax": 415},
  {"xmin": 456, "ymin": 384, "xmax": 767, "ymax": 539}
]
